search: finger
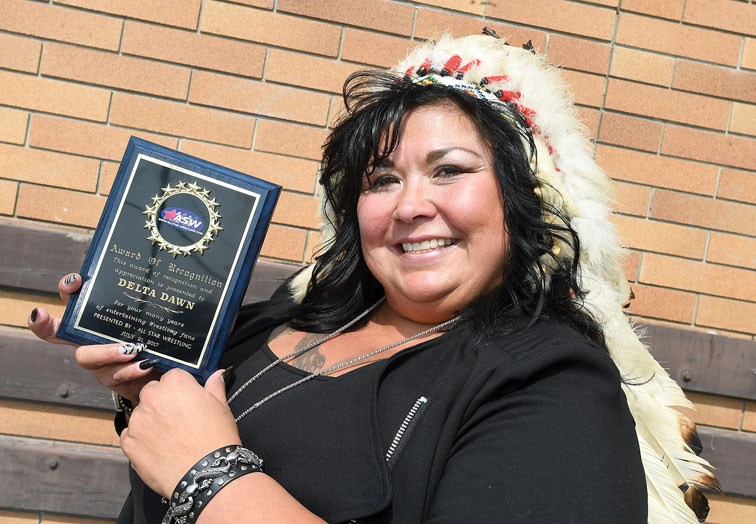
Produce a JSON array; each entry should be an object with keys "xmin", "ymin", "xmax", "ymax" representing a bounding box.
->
[
  {"xmin": 75, "ymin": 342, "xmax": 147, "ymax": 370},
  {"xmin": 205, "ymin": 369, "xmax": 228, "ymax": 403},
  {"xmin": 100, "ymin": 359, "xmax": 157, "ymax": 387},
  {"xmin": 59, "ymin": 273, "xmax": 82, "ymax": 303},
  {"xmin": 27, "ymin": 307, "xmax": 73, "ymax": 346}
]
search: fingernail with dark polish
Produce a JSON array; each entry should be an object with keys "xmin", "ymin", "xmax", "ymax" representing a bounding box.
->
[
  {"xmin": 63, "ymin": 273, "xmax": 78, "ymax": 286},
  {"xmin": 221, "ymin": 365, "xmax": 235, "ymax": 385},
  {"xmin": 30, "ymin": 308, "xmax": 38, "ymax": 323},
  {"xmin": 139, "ymin": 358, "xmax": 160, "ymax": 370},
  {"xmin": 119, "ymin": 342, "xmax": 146, "ymax": 355}
]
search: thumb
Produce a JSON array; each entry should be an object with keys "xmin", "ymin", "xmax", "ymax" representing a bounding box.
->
[{"xmin": 205, "ymin": 369, "xmax": 228, "ymax": 404}]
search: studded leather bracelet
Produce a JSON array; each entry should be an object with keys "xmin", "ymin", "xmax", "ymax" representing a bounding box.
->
[{"xmin": 162, "ymin": 445, "xmax": 264, "ymax": 524}]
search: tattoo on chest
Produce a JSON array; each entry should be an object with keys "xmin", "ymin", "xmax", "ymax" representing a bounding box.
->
[{"xmin": 288, "ymin": 332, "xmax": 327, "ymax": 372}]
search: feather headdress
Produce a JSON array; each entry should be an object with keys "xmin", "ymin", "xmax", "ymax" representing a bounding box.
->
[{"xmin": 290, "ymin": 32, "xmax": 718, "ymax": 522}]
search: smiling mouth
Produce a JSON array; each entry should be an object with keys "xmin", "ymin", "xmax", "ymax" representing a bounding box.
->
[{"xmin": 401, "ymin": 238, "xmax": 457, "ymax": 253}]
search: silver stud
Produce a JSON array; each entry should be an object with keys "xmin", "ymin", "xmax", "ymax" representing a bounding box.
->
[
  {"xmin": 217, "ymin": 478, "xmax": 224, "ymax": 485},
  {"xmin": 226, "ymin": 446, "xmax": 233, "ymax": 452},
  {"xmin": 214, "ymin": 452, "xmax": 221, "ymax": 458},
  {"xmin": 229, "ymin": 471, "xmax": 236, "ymax": 477},
  {"xmin": 180, "ymin": 481, "xmax": 187, "ymax": 488},
  {"xmin": 207, "ymin": 489, "xmax": 212, "ymax": 496},
  {"xmin": 241, "ymin": 465, "xmax": 248, "ymax": 470},
  {"xmin": 197, "ymin": 501, "xmax": 203, "ymax": 507},
  {"xmin": 201, "ymin": 460, "xmax": 208, "ymax": 467}
]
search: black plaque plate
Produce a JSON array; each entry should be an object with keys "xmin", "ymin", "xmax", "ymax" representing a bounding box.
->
[{"xmin": 58, "ymin": 137, "xmax": 280, "ymax": 382}]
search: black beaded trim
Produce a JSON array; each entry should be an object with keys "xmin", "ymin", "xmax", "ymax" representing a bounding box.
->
[{"xmin": 162, "ymin": 445, "xmax": 263, "ymax": 524}]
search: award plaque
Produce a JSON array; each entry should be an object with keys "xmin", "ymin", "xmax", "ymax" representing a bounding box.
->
[{"xmin": 58, "ymin": 137, "xmax": 280, "ymax": 382}]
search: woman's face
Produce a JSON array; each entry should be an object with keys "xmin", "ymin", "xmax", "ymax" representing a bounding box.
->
[{"xmin": 357, "ymin": 102, "xmax": 508, "ymax": 324}]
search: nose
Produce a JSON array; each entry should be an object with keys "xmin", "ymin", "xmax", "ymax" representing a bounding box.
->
[{"xmin": 392, "ymin": 179, "xmax": 437, "ymax": 223}]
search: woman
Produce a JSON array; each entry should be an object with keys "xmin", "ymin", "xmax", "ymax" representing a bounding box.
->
[{"xmin": 29, "ymin": 34, "xmax": 713, "ymax": 523}]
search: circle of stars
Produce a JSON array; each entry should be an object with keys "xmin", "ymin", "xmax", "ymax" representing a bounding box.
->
[{"xmin": 143, "ymin": 181, "xmax": 223, "ymax": 257}]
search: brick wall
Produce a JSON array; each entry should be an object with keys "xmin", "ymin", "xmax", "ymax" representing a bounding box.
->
[{"xmin": 0, "ymin": 0, "xmax": 754, "ymax": 522}]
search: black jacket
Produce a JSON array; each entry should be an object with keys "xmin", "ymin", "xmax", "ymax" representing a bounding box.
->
[{"xmin": 118, "ymin": 298, "xmax": 647, "ymax": 523}]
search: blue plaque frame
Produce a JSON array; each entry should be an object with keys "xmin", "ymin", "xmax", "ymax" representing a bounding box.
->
[{"xmin": 58, "ymin": 137, "xmax": 280, "ymax": 382}]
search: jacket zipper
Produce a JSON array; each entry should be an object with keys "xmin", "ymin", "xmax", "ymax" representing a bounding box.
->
[{"xmin": 385, "ymin": 396, "xmax": 429, "ymax": 468}]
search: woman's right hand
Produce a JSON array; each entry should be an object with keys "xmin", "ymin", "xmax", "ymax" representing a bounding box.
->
[{"xmin": 27, "ymin": 273, "xmax": 157, "ymax": 403}]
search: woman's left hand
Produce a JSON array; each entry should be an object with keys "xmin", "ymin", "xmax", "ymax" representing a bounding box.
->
[{"xmin": 120, "ymin": 368, "xmax": 241, "ymax": 498}]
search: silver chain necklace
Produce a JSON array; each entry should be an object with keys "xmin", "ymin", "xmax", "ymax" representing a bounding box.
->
[{"xmin": 228, "ymin": 297, "xmax": 459, "ymax": 423}]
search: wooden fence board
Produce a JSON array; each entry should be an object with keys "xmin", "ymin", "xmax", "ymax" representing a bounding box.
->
[{"xmin": 0, "ymin": 434, "xmax": 128, "ymax": 519}]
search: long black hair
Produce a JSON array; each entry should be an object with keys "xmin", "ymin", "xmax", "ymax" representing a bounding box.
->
[{"xmin": 289, "ymin": 71, "xmax": 605, "ymax": 347}]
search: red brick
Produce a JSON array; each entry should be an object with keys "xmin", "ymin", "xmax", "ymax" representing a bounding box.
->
[
  {"xmin": 616, "ymin": 13, "xmax": 742, "ymax": 66},
  {"xmin": 225, "ymin": 0, "xmax": 274, "ymax": 7},
  {"xmin": 278, "ymin": 0, "xmax": 414, "ymax": 36},
  {"xmin": 684, "ymin": 0, "xmax": 756, "ymax": 37},
  {"xmin": 0, "ymin": 70, "xmax": 110, "ymax": 122},
  {"xmin": 341, "ymin": 29, "xmax": 416, "ymax": 69},
  {"xmin": 413, "ymin": 9, "xmax": 548, "ymax": 50},
  {"xmin": 273, "ymin": 191, "xmax": 320, "ymax": 229},
  {"xmin": 562, "ymin": 70, "xmax": 606, "ymax": 108},
  {"xmin": 610, "ymin": 47, "xmax": 674, "ymax": 86},
  {"xmin": 254, "ymin": 120, "xmax": 329, "ymax": 161},
  {"xmin": 697, "ymin": 295, "xmax": 756, "ymax": 334},
  {"xmin": 577, "ymin": 107, "xmax": 600, "ymax": 141},
  {"xmin": 179, "ymin": 141, "xmax": 318, "ymax": 194},
  {"xmin": 487, "ymin": 0, "xmax": 615, "ymax": 40},
  {"xmin": 621, "ymin": 250, "xmax": 641, "ymax": 281},
  {"xmin": 122, "ymin": 22, "xmax": 265, "ymax": 79},
  {"xmin": 0, "ymin": 143, "xmax": 99, "ymax": 191},
  {"xmin": 41, "ymin": 43, "xmax": 191, "ymax": 100},
  {"xmin": 707, "ymin": 493, "xmax": 756, "ymax": 524},
  {"xmin": 651, "ymin": 189, "xmax": 756, "ymax": 236},
  {"xmin": 717, "ymin": 168, "xmax": 756, "ymax": 204},
  {"xmin": 673, "ymin": 60, "xmax": 756, "ymax": 104},
  {"xmin": 189, "ymin": 71, "xmax": 330, "ymax": 126},
  {"xmin": 16, "ymin": 185, "xmax": 106, "ymax": 228},
  {"xmin": 622, "ymin": 0, "xmax": 684, "ymax": 20},
  {"xmin": 611, "ymin": 181, "xmax": 652, "ymax": 216},
  {"xmin": 266, "ymin": 49, "xmax": 363, "ymax": 94},
  {"xmin": 598, "ymin": 113, "xmax": 663, "ymax": 152},
  {"xmin": 54, "ymin": 0, "xmax": 201, "ymax": 30},
  {"xmin": 685, "ymin": 392, "xmax": 744, "ymax": 430},
  {"xmin": 1, "ymin": 0, "xmax": 122, "ymax": 51},
  {"xmin": 708, "ymin": 232, "xmax": 756, "ymax": 271},
  {"xmin": 596, "ymin": 145, "xmax": 718, "ymax": 195},
  {"xmin": 730, "ymin": 103, "xmax": 756, "ymax": 136},
  {"xmin": 744, "ymin": 38, "xmax": 756, "ymax": 70},
  {"xmin": 604, "ymin": 78, "xmax": 729, "ymax": 130},
  {"xmin": 0, "ymin": 180, "xmax": 18, "ymax": 215},
  {"xmin": 0, "ymin": 32, "xmax": 40, "ymax": 73},
  {"xmin": 0, "ymin": 510, "xmax": 37, "ymax": 524},
  {"xmin": 0, "ymin": 398, "xmax": 119, "ymax": 446},
  {"xmin": 260, "ymin": 224, "xmax": 308, "ymax": 262},
  {"xmin": 547, "ymin": 35, "xmax": 611, "ymax": 75},
  {"xmin": 625, "ymin": 283, "xmax": 697, "ymax": 324},
  {"xmin": 640, "ymin": 253, "xmax": 756, "ymax": 301},
  {"xmin": 662, "ymin": 125, "xmax": 756, "ymax": 171},
  {"xmin": 0, "ymin": 107, "xmax": 29, "ymax": 145},
  {"xmin": 99, "ymin": 161, "xmax": 119, "ymax": 196},
  {"xmin": 744, "ymin": 402, "xmax": 756, "ymax": 432},
  {"xmin": 184, "ymin": 144, "xmax": 312, "ymax": 194},
  {"xmin": 413, "ymin": 0, "xmax": 486, "ymax": 15},
  {"xmin": 29, "ymin": 115, "xmax": 178, "ymax": 161},
  {"xmin": 110, "ymin": 93, "xmax": 255, "ymax": 148},
  {"xmin": 38, "ymin": 513, "xmax": 114, "ymax": 524},
  {"xmin": 611, "ymin": 214, "xmax": 708, "ymax": 259},
  {"xmin": 201, "ymin": 1, "xmax": 341, "ymax": 57}
]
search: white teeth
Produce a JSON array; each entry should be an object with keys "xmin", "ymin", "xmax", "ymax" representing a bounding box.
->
[{"xmin": 402, "ymin": 238, "xmax": 454, "ymax": 253}]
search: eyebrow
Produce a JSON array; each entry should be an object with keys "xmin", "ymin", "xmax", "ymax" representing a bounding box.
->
[
  {"xmin": 375, "ymin": 147, "xmax": 483, "ymax": 169},
  {"xmin": 426, "ymin": 147, "xmax": 482, "ymax": 162}
]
